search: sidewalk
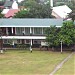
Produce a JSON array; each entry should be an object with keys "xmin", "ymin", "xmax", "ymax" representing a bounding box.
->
[{"xmin": 49, "ymin": 52, "xmax": 74, "ymax": 75}]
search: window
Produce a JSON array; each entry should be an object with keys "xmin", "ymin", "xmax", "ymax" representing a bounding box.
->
[
  {"xmin": 17, "ymin": 40, "xmax": 21, "ymax": 44},
  {"xmin": 25, "ymin": 27, "xmax": 30, "ymax": 34},
  {"xmin": 33, "ymin": 40, "xmax": 41, "ymax": 44},
  {"xmin": 34, "ymin": 28, "xmax": 42, "ymax": 34},
  {"xmin": 3, "ymin": 39, "xmax": 12, "ymax": 45},
  {"xmin": 25, "ymin": 40, "xmax": 30, "ymax": 44},
  {"xmin": 16, "ymin": 27, "xmax": 24, "ymax": 35},
  {"xmin": 43, "ymin": 28, "xmax": 46, "ymax": 34},
  {"xmin": 3, "ymin": 39, "xmax": 8, "ymax": 44}
]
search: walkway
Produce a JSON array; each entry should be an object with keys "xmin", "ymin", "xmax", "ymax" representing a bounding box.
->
[{"xmin": 49, "ymin": 52, "xmax": 74, "ymax": 75}]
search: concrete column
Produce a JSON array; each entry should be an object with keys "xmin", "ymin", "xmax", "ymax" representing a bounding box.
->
[
  {"xmin": 61, "ymin": 41, "xmax": 62, "ymax": 53},
  {"xmin": 30, "ymin": 39, "xmax": 32, "ymax": 46},
  {"xmin": 30, "ymin": 39, "xmax": 32, "ymax": 52},
  {"xmin": 50, "ymin": 0, "xmax": 53, "ymax": 7},
  {"xmin": 12, "ymin": 27, "xmax": 13, "ymax": 34},
  {"xmin": 6, "ymin": 28, "xmax": 8, "ymax": 35},
  {"xmin": 30, "ymin": 27, "xmax": 32, "ymax": 34}
]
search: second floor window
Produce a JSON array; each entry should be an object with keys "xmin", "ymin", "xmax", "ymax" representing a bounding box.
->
[
  {"xmin": 34, "ymin": 28, "xmax": 42, "ymax": 34},
  {"xmin": 16, "ymin": 27, "xmax": 24, "ymax": 35}
]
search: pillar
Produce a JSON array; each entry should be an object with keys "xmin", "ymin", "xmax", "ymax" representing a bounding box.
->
[
  {"xmin": 30, "ymin": 39, "xmax": 32, "ymax": 52},
  {"xmin": 12, "ymin": 27, "xmax": 13, "ymax": 35},
  {"xmin": 50, "ymin": 0, "xmax": 53, "ymax": 7},
  {"xmin": 30, "ymin": 39, "xmax": 32, "ymax": 46},
  {"xmin": 6, "ymin": 28, "xmax": 8, "ymax": 35},
  {"xmin": 30, "ymin": 27, "xmax": 32, "ymax": 34}
]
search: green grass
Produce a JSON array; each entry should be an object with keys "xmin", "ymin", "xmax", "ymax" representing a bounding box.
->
[
  {"xmin": 54, "ymin": 52, "xmax": 75, "ymax": 75},
  {"xmin": 0, "ymin": 49, "xmax": 71, "ymax": 75}
]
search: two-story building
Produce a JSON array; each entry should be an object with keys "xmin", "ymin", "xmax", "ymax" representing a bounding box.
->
[{"xmin": 0, "ymin": 18, "xmax": 63, "ymax": 48}]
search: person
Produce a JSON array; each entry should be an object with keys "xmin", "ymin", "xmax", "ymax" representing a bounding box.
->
[{"xmin": 22, "ymin": 31, "xmax": 24, "ymax": 35}]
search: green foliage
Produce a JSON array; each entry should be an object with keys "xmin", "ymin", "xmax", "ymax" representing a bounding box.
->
[
  {"xmin": 69, "ymin": 0, "xmax": 75, "ymax": 11},
  {"xmin": 0, "ymin": 9, "xmax": 4, "ymax": 18},
  {"xmin": 68, "ymin": 1, "xmax": 75, "ymax": 22},
  {"xmin": 59, "ymin": 21, "xmax": 75, "ymax": 46},
  {"xmin": 45, "ymin": 26, "xmax": 60, "ymax": 47},
  {"xmin": 14, "ymin": 0, "xmax": 53, "ymax": 18},
  {"xmin": 0, "ymin": 14, "xmax": 3, "ymax": 18},
  {"xmin": 22, "ymin": 0, "xmax": 38, "ymax": 8},
  {"xmin": 13, "ymin": 10, "xmax": 28, "ymax": 18},
  {"xmin": 69, "ymin": 12, "xmax": 75, "ymax": 22},
  {"xmin": 46, "ymin": 21, "xmax": 75, "ymax": 47}
]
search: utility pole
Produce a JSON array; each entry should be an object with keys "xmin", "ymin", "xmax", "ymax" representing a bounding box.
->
[
  {"xmin": 60, "ymin": 40, "xmax": 62, "ymax": 53},
  {"xmin": 50, "ymin": 0, "xmax": 53, "ymax": 7}
]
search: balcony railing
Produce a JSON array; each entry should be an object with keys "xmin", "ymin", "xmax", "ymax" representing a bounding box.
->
[{"xmin": 4, "ymin": 34, "xmax": 46, "ymax": 36}]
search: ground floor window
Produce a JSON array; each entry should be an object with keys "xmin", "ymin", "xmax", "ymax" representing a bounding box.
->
[
  {"xmin": 3, "ymin": 39, "xmax": 13, "ymax": 45},
  {"xmin": 25, "ymin": 40, "xmax": 30, "ymax": 44},
  {"xmin": 33, "ymin": 40, "xmax": 41, "ymax": 44},
  {"xmin": 3, "ymin": 39, "xmax": 8, "ymax": 44},
  {"xmin": 3, "ymin": 39, "xmax": 45, "ymax": 46},
  {"xmin": 17, "ymin": 39, "xmax": 22, "ymax": 44}
]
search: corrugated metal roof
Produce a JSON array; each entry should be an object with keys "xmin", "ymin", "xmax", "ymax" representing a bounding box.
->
[
  {"xmin": 52, "ymin": 5, "xmax": 72, "ymax": 18},
  {"xmin": 0, "ymin": 18, "xmax": 64, "ymax": 27},
  {"xmin": 5, "ymin": 9, "xmax": 19, "ymax": 18}
]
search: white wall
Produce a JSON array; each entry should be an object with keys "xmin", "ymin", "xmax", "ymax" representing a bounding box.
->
[
  {"xmin": 17, "ymin": 0, "xmax": 24, "ymax": 3},
  {"xmin": 12, "ymin": 1, "xmax": 18, "ymax": 9}
]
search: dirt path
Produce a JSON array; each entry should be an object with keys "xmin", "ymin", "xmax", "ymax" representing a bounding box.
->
[{"xmin": 49, "ymin": 52, "xmax": 74, "ymax": 75}]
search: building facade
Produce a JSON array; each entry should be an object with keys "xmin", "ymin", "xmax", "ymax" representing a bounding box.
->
[{"xmin": 0, "ymin": 19, "xmax": 63, "ymax": 48}]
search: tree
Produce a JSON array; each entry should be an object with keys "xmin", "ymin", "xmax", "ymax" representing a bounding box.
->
[
  {"xmin": 69, "ymin": 12, "xmax": 75, "ymax": 22},
  {"xmin": 45, "ymin": 26, "xmax": 60, "ymax": 47},
  {"xmin": 13, "ymin": 10, "xmax": 28, "ymax": 18},
  {"xmin": 0, "ymin": 9, "xmax": 4, "ymax": 18},
  {"xmin": 46, "ymin": 21, "xmax": 75, "ymax": 48},
  {"xmin": 14, "ymin": 0, "xmax": 54, "ymax": 18},
  {"xmin": 59, "ymin": 21, "xmax": 75, "ymax": 46},
  {"xmin": 69, "ymin": 0, "xmax": 75, "ymax": 10},
  {"xmin": 68, "ymin": 0, "xmax": 75, "ymax": 22}
]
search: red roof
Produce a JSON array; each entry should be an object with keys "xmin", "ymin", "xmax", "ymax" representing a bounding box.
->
[
  {"xmin": 0, "ymin": 6, "xmax": 4, "ymax": 9},
  {"xmin": 5, "ymin": 9, "xmax": 19, "ymax": 18}
]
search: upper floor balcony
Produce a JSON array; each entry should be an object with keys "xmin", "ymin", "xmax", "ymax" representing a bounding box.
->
[{"xmin": 1, "ymin": 27, "xmax": 47, "ymax": 36}]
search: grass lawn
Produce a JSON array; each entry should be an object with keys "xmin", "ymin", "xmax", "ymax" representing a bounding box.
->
[
  {"xmin": 0, "ymin": 49, "xmax": 71, "ymax": 75},
  {"xmin": 54, "ymin": 52, "xmax": 75, "ymax": 75}
]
